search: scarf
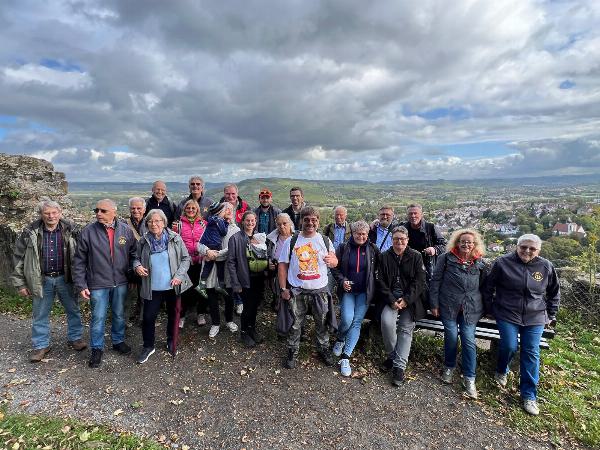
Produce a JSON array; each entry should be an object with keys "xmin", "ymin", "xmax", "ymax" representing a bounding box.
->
[
  {"xmin": 450, "ymin": 247, "xmax": 481, "ymax": 266},
  {"xmin": 148, "ymin": 230, "xmax": 169, "ymax": 254}
]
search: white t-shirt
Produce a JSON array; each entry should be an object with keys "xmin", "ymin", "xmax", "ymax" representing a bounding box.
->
[{"xmin": 279, "ymin": 233, "xmax": 334, "ymax": 290}]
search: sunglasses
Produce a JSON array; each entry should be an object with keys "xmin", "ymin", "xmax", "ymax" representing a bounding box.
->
[
  {"xmin": 189, "ymin": 183, "xmax": 203, "ymax": 186},
  {"xmin": 519, "ymin": 245, "xmax": 539, "ymax": 252},
  {"xmin": 94, "ymin": 208, "xmax": 111, "ymax": 214}
]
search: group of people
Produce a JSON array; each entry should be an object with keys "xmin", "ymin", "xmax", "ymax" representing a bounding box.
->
[{"xmin": 10, "ymin": 179, "xmax": 560, "ymax": 417}]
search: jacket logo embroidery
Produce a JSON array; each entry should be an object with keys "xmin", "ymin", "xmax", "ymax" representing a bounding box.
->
[
  {"xmin": 118, "ymin": 236, "xmax": 127, "ymax": 245},
  {"xmin": 531, "ymin": 271, "xmax": 543, "ymax": 282}
]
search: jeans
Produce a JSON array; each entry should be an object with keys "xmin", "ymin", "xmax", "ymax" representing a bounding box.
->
[
  {"xmin": 441, "ymin": 312, "xmax": 477, "ymax": 380},
  {"xmin": 496, "ymin": 319, "xmax": 544, "ymax": 400},
  {"xmin": 89, "ymin": 284, "xmax": 128, "ymax": 349},
  {"xmin": 142, "ymin": 290, "xmax": 176, "ymax": 348},
  {"xmin": 337, "ymin": 292, "xmax": 368, "ymax": 357},
  {"xmin": 32, "ymin": 275, "xmax": 83, "ymax": 349},
  {"xmin": 380, "ymin": 305, "xmax": 415, "ymax": 370}
]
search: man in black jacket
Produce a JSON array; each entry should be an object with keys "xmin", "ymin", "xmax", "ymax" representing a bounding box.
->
[
  {"xmin": 282, "ymin": 187, "xmax": 305, "ymax": 231},
  {"xmin": 145, "ymin": 180, "xmax": 177, "ymax": 227},
  {"xmin": 401, "ymin": 203, "xmax": 446, "ymax": 281}
]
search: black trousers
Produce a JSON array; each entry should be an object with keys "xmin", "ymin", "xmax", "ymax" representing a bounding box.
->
[
  {"xmin": 207, "ymin": 288, "xmax": 234, "ymax": 326},
  {"xmin": 240, "ymin": 274, "xmax": 265, "ymax": 332},
  {"xmin": 142, "ymin": 289, "xmax": 176, "ymax": 348},
  {"xmin": 181, "ymin": 264, "xmax": 208, "ymax": 317}
]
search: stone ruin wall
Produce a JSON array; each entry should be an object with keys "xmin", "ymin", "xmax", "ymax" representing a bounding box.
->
[{"xmin": 0, "ymin": 153, "xmax": 79, "ymax": 287}]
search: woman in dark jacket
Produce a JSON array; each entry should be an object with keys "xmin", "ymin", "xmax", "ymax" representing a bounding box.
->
[
  {"xmin": 377, "ymin": 226, "xmax": 427, "ymax": 386},
  {"xmin": 430, "ymin": 228, "xmax": 486, "ymax": 399},
  {"xmin": 331, "ymin": 220, "xmax": 379, "ymax": 377},
  {"xmin": 483, "ymin": 233, "xmax": 560, "ymax": 416},
  {"xmin": 227, "ymin": 211, "xmax": 265, "ymax": 348}
]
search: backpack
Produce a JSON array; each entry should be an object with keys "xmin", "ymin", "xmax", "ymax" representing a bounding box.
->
[{"xmin": 246, "ymin": 243, "xmax": 268, "ymax": 273}]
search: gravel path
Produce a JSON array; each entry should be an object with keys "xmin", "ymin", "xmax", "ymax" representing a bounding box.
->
[{"xmin": 0, "ymin": 311, "xmax": 563, "ymax": 449}]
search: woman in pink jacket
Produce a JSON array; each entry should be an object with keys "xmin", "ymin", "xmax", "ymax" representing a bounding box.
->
[{"xmin": 177, "ymin": 199, "xmax": 208, "ymax": 328}]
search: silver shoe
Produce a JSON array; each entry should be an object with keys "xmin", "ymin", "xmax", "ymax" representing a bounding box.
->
[
  {"xmin": 441, "ymin": 367, "xmax": 454, "ymax": 384},
  {"xmin": 522, "ymin": 399, "xmax": 539, "ymax": 416},
  {"xmin": 494, "ymin": 371, "xmax": 508, "ymax": 388},
  {"xmin": 463, "ymin": 378, "xmax": 478, "ymax": 399}
]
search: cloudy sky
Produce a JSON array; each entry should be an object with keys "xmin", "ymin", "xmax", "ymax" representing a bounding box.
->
[{"xmin": 1, "ymin": 0, "xmax": 599, "ymax": 182}]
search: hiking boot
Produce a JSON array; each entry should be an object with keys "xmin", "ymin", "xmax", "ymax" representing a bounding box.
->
[
  {"xmin": 235, "ymin": 303, "xmax": 243, "ymax": 315},
  {"xmin": 339, "ymin": 358, "xmax": 351, "ymax": 377},
  {"xmin": 30, "ymin": 347, "xmax": 50, "ymax": 363},
  {"xmin": 332, "ymin": 340, "xmax": 344, "ymax": 357},
  {"xmin": 318, "ymin": 348, "xmax": 334, "ymax": 366},
  {"xmin": 240, "ymin": 331, "xmax": 256, "ymax": 348},
  {"xmin": 68, "ymin": 339, "xmax": 87, "ymax": 351},
  {"xmin": 522, "ymin": 399, "xmax": 540, "ymax": 416},
  {"xmin": 112, "ymin": 342, "xmax": 131, "ymax": 355},
  {"xmin": 225, "ymin": 321, "xmax": 238, "ymax": 332},
  {"xmin": 392, "ymin": 367, "xmax": 405, "ymax": 386},
  {"xmin": 208, "ymin": 325, "xmax": 220, "ymax": 338},
  {"xmin": 136, "ymin": 347, "xmax": 155, "ymax": 364},
  {"xmin": 379, "ymin": 358, "xmax": 394, "ymax": 373},
  {"xmin": 463, "ymin": 378, "xmax": 478, "ymax": 399},
  {"xmin": 284, "ymin": 348, "xmax": 297, "ymax": 369},
  {"xmin": 494, "ymin": 371, "xmax": 508, "ymax": 388},
  {"xmin": 248, "ymin": 329, "xmax": 264, "ymax": 344},
  {"xmin": 88, "ymin": 348, "xmax": 103, "ymax": 368},
  {"xmin": 196, "ymin": 314, "xmax": 207, "ymax": 326},
  {"xmin": 441, "ymin": 367, "xmax": 454, "ymax": 384}
]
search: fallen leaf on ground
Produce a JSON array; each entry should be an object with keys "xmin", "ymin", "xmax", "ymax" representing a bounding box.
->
[
  {"xmin": 79, "ymin": 430, "xmax": 90, "ymax": 442},
  {"xmin": 113, "ymin": 408, "xmax": 124, "ymax": 416},
  {"xmin": 7, "ymin": 368, "xmax": 16, "ymax": 373}
]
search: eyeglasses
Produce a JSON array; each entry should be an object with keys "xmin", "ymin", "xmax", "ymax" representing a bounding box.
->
[
  {"xmin": 459, "ymin": 241, "xmax": 474, "ymax": 245},
  {"xmin": 184, "ymin": 206, "xmax": 197, "ymax": 210},
  {"xmin": 392, "ymin": 237, "xmax": 408, "ymax": 242},
  {"xmin": 189, "ymin": 183, "xmax": 203, "ymax": 186},
  {"xmin": 302, "ymin": 218, "xmax": 318, "ymax": 223},
  {"xmin": 94, "ymin": 208, "xmax": 110, "ymax": 214},
  {"xmin": 147, "ymin": 220, "xmax": 164, "ymax": 224},
  {"xmin": 519, "ymin": 245, "xmax": 539, "ymax": 252}
]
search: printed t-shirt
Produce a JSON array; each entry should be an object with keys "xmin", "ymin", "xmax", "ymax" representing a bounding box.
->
[{"xmin": 279, "ymin": 233, "xmax": 334, "ymax": 290}]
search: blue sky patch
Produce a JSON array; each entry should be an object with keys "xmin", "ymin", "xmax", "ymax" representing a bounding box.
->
[
  {"xmin": 559, "ymin": 80, "xmax": 575, "ymax": 89},
  {"xmin": 40, "ymin": 58, "xmax": 83, "ymax": 72}
]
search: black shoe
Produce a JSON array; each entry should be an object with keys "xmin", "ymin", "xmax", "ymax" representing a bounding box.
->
[
  {"xmin": 88, "ymin": 348, "xmax": 103, "ymax": 368},
  {"xmin": 112, "ymin": 342, "xmax": 132, "ymax": 355},
  {"xmin": 136, "ymin": 347, "xmax": 155, "ymax": 364},
  {"xmin": 318, "ymin": 348, "xmax": 334, "ymax": 366},
  {"xmin": 392, "ymin": 367, "xmax": 405, "ymax": 386},
  {"xmin": 284, "ymin": 348, "xmax": 297, "ymax": 369},
  {"xmin": 240, "ymin": 331, "xmax": 256, "ymax": 348},
  {"xmin": 379, "ymin": 358, "xmax": 394, "ymax": 373},
  {"xmin": 248, "ymin": 329, "xmax": 264, "ymax": 344}
]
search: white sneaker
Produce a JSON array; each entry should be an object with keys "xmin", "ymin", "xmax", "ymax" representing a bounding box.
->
[
  {"xmin": 196, "ymin": 314, "xmax": 206, "ymax": 326},
  {"xmin": 235, "ymin": 304, "xmax": 243, "ymax": 315},
  {"xmin": 523, "ymin": 399, "xmax": 539, "ymax": 416},
  {"xmin": 339, "ymin": 358, "xmax": 351, "ymax": 377},
  {"xmin": 463, "ymin": 378, "xmax": 478, "ymax": 399},
  {"xmin": 226, "ymin": 321, "xmax": 238, "ymax": 332},
  {"xmin": 494, "ymin": 371, "xmax": 508, "ymax": 388},
  {"xmin": 441, "ymin": 367, "xmax": 454, "ymax": 384},
  {"xmin": 208, "ymin": 325, "xmax": 220, "ymax": 338},
  {"xmin": 332, "ymin": 340, "xmax": 344, "ymax": 357},
  {"xmin": 178, "ymin": 318, "xmax": 185, "ymax": 329}
]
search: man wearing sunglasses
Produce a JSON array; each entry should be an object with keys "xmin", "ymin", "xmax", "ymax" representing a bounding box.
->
[
  {"xmin": 73, "ymin": 199, "xmax": 136, "ymax": 368},
  {"xmin": 176, "ymin": 176, "xmax": 213, "ymax": 220}
]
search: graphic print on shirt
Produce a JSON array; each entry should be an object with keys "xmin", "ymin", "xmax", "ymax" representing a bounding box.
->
[{"xmin": 294, "ymin": 242, "xmax": 321, "ymax": 280}]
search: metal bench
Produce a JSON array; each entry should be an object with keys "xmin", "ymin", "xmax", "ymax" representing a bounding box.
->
[{"xmin": 415, "ymin": 314, "xmax": 556, "ymax": 349}]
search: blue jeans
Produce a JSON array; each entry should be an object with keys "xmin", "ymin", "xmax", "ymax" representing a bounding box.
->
[
  {"xmin": 337, "ymin": 292, "xmax": 368, "ymax": 357},
  {"xmin": 89, "ymin": 285, "xmax": 128, "ymax": 350},
  {"xmin": 441, "ymin": 313, "xmax": 477, "ymax": 380},
  {"xmin": 32, "ymin": 275, "xmax": 83, "ymax": 349},
  {"xmin": 496, "ymin": 319, "xmax": 544, "ymax": 400}
]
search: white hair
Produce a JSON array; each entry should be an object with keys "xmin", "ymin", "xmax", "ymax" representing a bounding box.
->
[
  {"xmin": 37, "ymin": 199, "xmax": 62, "ymax": 215},
  {"xmin": 517, "ymin": 234, "xmax": 542, "ymax": 249},
  {"xmin": 145, "ymin": 209, "xmax": 168, "ymax": 226},
  {"xmin": 128, "ymin": 197, "xmax": 145, "ymax": 208}
]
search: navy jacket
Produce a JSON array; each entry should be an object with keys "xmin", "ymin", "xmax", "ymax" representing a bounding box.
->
[
  {"xmin": 331, "ymin": 238, "xmax": 379, "ymax": 305},
  {"xmin": 482, "ymin": 252, "xmax": 560, "ymax": 326},
  {"xmin": 73, "ymin": 220, "xmax": 136, "ymax": 291}
]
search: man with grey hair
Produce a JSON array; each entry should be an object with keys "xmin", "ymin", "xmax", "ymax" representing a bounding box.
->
[
  {"xmin": 176, "ymin": 176, "xmax": 213, "ymax": 220},
  {"xmin": 11, "ymin": 199, "xmax": 86, "ymax": 362},
  {"xmin": 146, "ymin": 180, "xmax": 177, "ymax": 227},
  {"xmin": 323, "ymin": 205, "xmax": 351, "ymax": 250},
  {"xmin": 73, "ymin": 199, "xmax": 136, "ymax": 368},
  {"xmin": 124, "ymin": 197, "xmax": 147, "ymax": 325}
]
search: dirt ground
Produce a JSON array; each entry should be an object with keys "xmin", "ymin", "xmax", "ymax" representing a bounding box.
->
[{"xmin": 0, "ymin": 310, "xmax": 563, "ymax": 450}]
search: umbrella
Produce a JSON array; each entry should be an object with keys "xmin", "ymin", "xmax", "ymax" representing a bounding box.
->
[{"xmin": 170, "ymin": 295, "xmax": 182, "ymax": 357}]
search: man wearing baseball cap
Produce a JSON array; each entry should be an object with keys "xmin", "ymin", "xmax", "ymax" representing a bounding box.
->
[{"xmin": 253, "ymin": 188, "xmax": 282, "ymax": 234}]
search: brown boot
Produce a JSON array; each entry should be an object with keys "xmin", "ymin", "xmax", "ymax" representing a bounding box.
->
[
  {"xmin": 30, "ymin": 347, "xmax": 50, "ymax": 362},
  {"xmin": 68, "ymin": 339, "xmax": 87, "ymax": 351}
]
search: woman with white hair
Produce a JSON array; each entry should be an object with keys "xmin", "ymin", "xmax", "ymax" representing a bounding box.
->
[
  {"xmin": 133, "ymin": 209, "xmax": 192, "ymax": 363},
  {"xmin": 483, "ymin": 233, "xmax": 560, "ymax": 416}
]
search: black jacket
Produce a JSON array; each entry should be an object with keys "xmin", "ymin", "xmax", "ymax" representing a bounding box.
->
[
  {"xmin": 282, "ymin": 204, "xmax": 302, "ymax": 231},
  {"xmin": 482, "ymin": 252, "xmax": 560, "ymax": 326},
  {"xmin": 376, "ymin": 247, "xmax": 427, "ymax": 321},
  {"xmin": 145, "ymin": 195, "xmax": 177, "ymax": 227},
  {"xmin": 331, "ymin": 239, "xmax": 379, "ymax": 305},
  {"xmin": 401, "ymin": 219, "xmax": 446, "ymax": 278}
]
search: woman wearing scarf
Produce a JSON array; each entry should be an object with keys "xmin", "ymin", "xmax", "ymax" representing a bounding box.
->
[
  {"xmin": 429, "ymin": 228, "xmax": 487, "ymax": 399},
  {"xmin": 177, "ymin": 199, "xmax": 208, "ymax": 328},
  {"xmin": 133, "ymin": 209, "xmax": 192, "ymax": 364}
]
